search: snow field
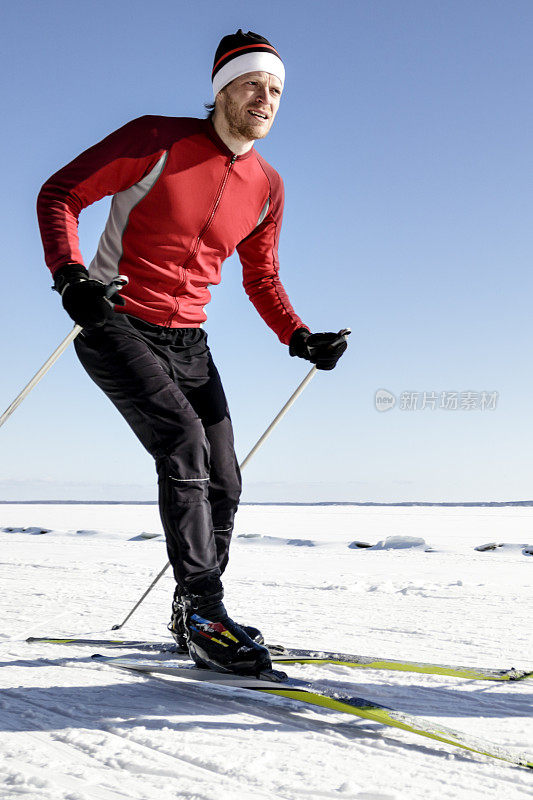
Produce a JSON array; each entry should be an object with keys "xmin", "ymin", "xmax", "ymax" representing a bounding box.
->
[{"xmin": 0, "ymin": 504, "xmax": 532, "ymax": 800}]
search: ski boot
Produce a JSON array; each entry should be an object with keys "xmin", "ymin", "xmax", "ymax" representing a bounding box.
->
[
  {"xmin": 179, "ymin": 589, "xmax": 272, "ymax": 675},
  {"xmin": 168, "ymin": 587, "xmax": 265, "ymax": 652}
]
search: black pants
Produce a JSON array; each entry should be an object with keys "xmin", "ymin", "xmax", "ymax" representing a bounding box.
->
[{"xmin": 74, "ymin": 314, "xmax": 241, "ymax": 592}]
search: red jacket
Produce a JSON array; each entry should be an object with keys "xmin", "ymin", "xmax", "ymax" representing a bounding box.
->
[{"xmin": 37, "ymin": 116, "xmax": 307, "ymax": 344}]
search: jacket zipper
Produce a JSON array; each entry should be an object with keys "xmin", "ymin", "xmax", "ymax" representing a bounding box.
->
[
  {"xmin": 183, "ymin": 154, "xmax": 237, "ymax": 271},
  {"xmin": 165, "ymin": 154, "xmax": 237, "ymax": 327}
]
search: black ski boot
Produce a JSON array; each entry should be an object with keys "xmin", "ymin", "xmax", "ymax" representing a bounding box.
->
[
  {"xmin": 180, "ymin": 589, "xmax": 272, "ymax": 675},
  {"xmin": 168, "ymin": 587, "xmax": 265, "ymax": 652}
]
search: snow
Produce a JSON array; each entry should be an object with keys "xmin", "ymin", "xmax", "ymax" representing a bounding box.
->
[{"xmin": 0, "ymin": 503, "xmax": 532, "ymax": 800}]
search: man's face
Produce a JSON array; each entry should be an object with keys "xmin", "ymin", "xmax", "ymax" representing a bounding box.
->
[{"xmin": 216, "ymin": 71, "xmax": 283, "ymax": 143}]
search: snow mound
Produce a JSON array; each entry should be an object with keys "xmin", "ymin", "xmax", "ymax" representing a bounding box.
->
[
  {"xmin": 1, "ymin": 526, "xmax": 50, "ymax": 534},
  {"xmin": 237, "ymin": 534, "xmax": 317, "ymax": 547},
  {"xmin": 475, "ymin": 542, "xmax": 532, "ymax": 556},
  {"xmin": 0, "ymin": 525, "xmax": 163, "ymax": 542},
  {"xmin": 129, "ymin": 531, "xmax": 163, "ymax": 540},
  {"xmin": 370, "ymin": 535, "xmax": 427, "ymax": 550}
]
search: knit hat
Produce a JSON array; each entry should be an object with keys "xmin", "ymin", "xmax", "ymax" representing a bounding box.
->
[{"xmin": 212, "ymin": 29, "xmax": 285, "ymax": 98}]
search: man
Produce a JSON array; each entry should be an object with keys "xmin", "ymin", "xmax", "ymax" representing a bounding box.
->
[{"xmin": 37, "ymin": 30, "xmax": 347, "ymax": 675}]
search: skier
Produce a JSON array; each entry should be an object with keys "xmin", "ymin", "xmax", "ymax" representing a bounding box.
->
[{"xmin": 37, "ymin": 29, "xmax": 347, "ymax": 675}]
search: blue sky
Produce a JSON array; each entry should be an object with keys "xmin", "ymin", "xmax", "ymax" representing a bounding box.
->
[{"xmin": 1, "ymin": 0, "xmax": 532, "ymax": 502}]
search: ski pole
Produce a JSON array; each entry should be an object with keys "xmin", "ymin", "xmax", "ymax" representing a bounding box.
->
[
  {"xmin": 111, "ymin": 328, "xmax": 351, "ymax": 630},
  {"xmin": 240, "ymin": 328, "xmax": 351, "ymax": 470},
  {"xmin": 0, "ymin": 276, "xmax": 128, "ymax": 430}
]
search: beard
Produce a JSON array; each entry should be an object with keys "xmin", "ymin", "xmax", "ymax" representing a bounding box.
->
[{"xmin": 219, "ymin": 91, "xmax": 272, "ymax": 141}]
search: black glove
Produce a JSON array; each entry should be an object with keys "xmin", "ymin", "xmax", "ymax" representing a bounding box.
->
[
  {"xmin": 53, "ymin": 263, "xmax": 125, "ymax": 328},
  {"xmin": 289, "ymin": 327, "xmax": 349, "ymax": 370}
]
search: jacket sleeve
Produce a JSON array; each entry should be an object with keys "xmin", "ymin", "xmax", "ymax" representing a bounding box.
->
[
  {"xmin": 37, "ymin": 116, "xmax": 167, "ymax": 274},
  {"xmin": 237, "ymin": 169, "xmax": 308, "ymax": 345}
]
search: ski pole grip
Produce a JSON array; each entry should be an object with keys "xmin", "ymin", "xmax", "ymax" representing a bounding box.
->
[
  {"xmin": 331, "ymin": 328, "xmax": 351, "ymax": 349},
  {"xmin": 105, "ymin": 274, "xmax": 129, "ymax": 299}
]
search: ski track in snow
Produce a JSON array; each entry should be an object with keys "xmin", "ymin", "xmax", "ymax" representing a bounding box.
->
[{"xmin": 0, "ymin": 503, "xmax": 532, "ymax": 800}]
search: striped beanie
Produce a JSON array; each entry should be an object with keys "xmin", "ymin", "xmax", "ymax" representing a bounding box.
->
[{"xmin": 212, "ymin": 29, "xmax": 285, "ymax": 98}]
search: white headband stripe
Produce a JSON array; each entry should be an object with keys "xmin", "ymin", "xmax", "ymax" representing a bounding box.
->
[{"xmin": 212, "ymin": 52, "xmax": 285, "ymax": 98}]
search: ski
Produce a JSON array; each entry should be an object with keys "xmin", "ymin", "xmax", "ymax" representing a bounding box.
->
[
  {"xmin": 266, "ymin": 650, "xmax": 533, "ymax": 682},
  {"xmin": 26, "ymin": 637, "xmax": 533, "ymax": 681},
  {"xmin": 91, "ymin": 654, "xmax": 533, "ymax": 770},
  {"xmin": 27, "ymin": 636, "xmax": 179, "ymax": 652}
]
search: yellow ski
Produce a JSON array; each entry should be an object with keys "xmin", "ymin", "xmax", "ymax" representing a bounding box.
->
[{"xmin": 91, "ymin": 655, "xmax": 533, "ymax": 770}]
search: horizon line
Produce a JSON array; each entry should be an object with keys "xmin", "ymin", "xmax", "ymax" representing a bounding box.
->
[{"xmin": 1, "ymin": 499, "xmax": 533, "ymax": 508}]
